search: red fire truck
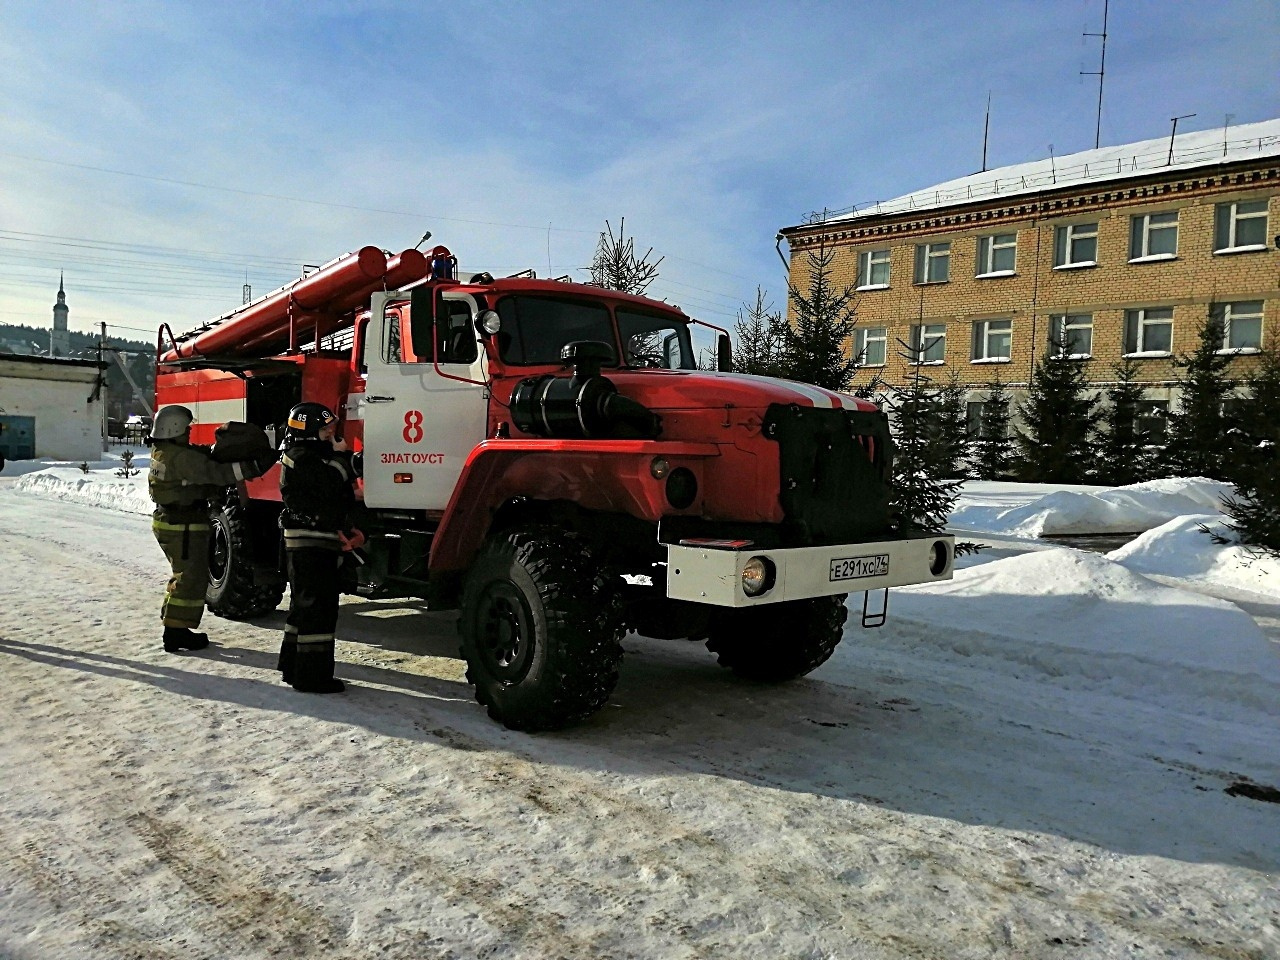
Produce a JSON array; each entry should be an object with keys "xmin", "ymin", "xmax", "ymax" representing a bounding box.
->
[{"xmin": 155, "ymin": 243, "xmax": 953, "ymax": 729}]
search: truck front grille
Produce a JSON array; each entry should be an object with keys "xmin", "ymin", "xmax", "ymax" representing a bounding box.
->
[{"xmin": 763, "ymin": 403, "xmax": 893, "ymax": 546}]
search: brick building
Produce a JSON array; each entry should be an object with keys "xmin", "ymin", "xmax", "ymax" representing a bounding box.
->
[{"xmin": 778, "ymin": 118, "xmax": 1279, "ymax": 437}]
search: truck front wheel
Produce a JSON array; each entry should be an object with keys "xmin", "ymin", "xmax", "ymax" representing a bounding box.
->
[
  {"xmin": 460, "ymin": 528, "xmax": 623, "ymax": 731},
  {"xmin": 206, "ymin": 496, "xmax": 284, "ymax": 620},
  {"xmin": 705, "ymin": 595, "xmax": 848, "ymax": 682}
]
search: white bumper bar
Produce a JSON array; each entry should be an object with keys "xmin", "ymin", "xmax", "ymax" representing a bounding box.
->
[{"xmin": 665, "ymin": 534, "xmax": 955, "ymax": 608}]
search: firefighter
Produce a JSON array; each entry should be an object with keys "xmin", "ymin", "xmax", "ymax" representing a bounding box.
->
[
  {"xmin": 278, "ymin": 401, "xmax": 360, "ymax": 694},
  {"xmin": 148, "ymin": 405, "xmax": 273, "ymax": 652}
]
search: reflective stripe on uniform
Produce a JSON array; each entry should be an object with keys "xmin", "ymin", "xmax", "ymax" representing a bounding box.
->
[
  {"xmin": 232, "ymin": 461, "xmax": 246, "ymax": 482},
  {"xmin": 296, "ymin": 635, "xmax": 335, "ymax": 651},
  {"xmin": 153, "ymin": 520, "xmax": 212, "ymax": 532},
  {"xmin": 164, "ymin": 596, "xmax": 206, "ymax": 607}
]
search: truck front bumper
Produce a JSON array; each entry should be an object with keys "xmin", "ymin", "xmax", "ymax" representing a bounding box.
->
[{"xmin": 664, "ymin": 534, "xmax": 954, "ymax": 608}]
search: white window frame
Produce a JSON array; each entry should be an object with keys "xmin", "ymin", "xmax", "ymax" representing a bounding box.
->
[
  {"xmin": 1050, "ymin": 313, "xmax": 1093, "ymax": 359},
  {"xmin": 910, "ymin": 322, "xmax": 947, "ymax": 364},
  {"xmin": 976, "ymin": 233, "xmax": 1017, "ymax": 277},
  {"xmin": 1212, "ymin": 301, "xmax": 1263, "ymax": 354},
  {"xmin": 972, "ymin": 317, "xmax": 1012, "ymax": 363},
  {"xmin": 1214, "ymin": 199, "xmax": 1269, "ymax": 254},
  {"xmin": 1123, "ymin": 307, "xmax": 1174, "ymax": 357},
  {"xmin": 1129, "ymin": 211, "xmax": 1179, "ymax": 262},
  {"xmin": 855, "ymin": 325, "xmax": 888, "ymax": 366},
  {"xmin": 1053, "ymin": 222, "xmax": 1098, "ymax": 269},
  {"xmin": 856, "ymin": 249, "xmax": 891, "ymax": 290},
  {"xmin": 914, "ymin": 242, "xmax": 951, "ymax": 284}
]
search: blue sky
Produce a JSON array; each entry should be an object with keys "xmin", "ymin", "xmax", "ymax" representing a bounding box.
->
[{"xmin": 0, "ymin": 0, "xmax": 1275, "ymax": 346}]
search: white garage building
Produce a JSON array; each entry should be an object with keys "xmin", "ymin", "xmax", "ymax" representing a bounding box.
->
[{"xmin": 0, "ymin": 354, "xmax": 107, "ymax": 463}]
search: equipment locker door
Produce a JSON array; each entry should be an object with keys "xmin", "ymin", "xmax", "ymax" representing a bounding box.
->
[{"xmin": 360, "ymin": 291, "xmax": 488, "ymax": 510}]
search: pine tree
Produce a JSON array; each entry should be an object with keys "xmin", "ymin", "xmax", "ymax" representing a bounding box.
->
[
  {"xmin": 1221, "ymin": 332, "xmax": 1280, "ymax": 554},
  {"xmin": 967, "ymin": 377, "xmax": 1014, "ymax": 481},
  {"xmin": 880, "ymin": 342, "xmax": 964, "ymax": 534},
  {"xmin": 1163, "ymin": 314, "xmax": 1234, "ymax": 480},
  {"xmin": 930, "ymin": 371, "xmax": 970, "ymax": 481},
  {"xmin": 778, "ymin": 236, "xmax": 860, "ymax": 392},
  {"xmin": 732, "ymin": 287, "xmax": 783, "ymax": 377},
  {"xmin": 1094, "ymin": 357, "xmax": 1154, "ymax": 486},
  {"xmin": 1015, "ymin": 343, "xmax": 1101, "ymax": 483},
  {"xmin": 587, "ymin": 218, "xmax": 663, "ymax": 295}
]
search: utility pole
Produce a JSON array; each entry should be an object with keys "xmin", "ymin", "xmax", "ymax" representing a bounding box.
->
[
  {"xmin": 98, "ymin": 322, "xmax": 108, "ymax": 452},
  {"xmin": 1081, "ymin": 0, "xmax": 1109, "ymax": 149}
]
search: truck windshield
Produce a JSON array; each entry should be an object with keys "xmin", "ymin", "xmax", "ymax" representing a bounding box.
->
[
  {"xmin": 616, "ymin": 309, "xmax": 696, "ymax": 370},
  {"xmin": 495, "ymin": 295, "xmax": 696, "ymax": 370}
]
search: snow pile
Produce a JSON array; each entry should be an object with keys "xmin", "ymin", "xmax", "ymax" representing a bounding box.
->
[
  {"xmin": 10, "ymin": 451, "xmax": 153, "ymax": 517},
  {"xmin": 1110, "ymin": 513, "xmax": 1280, "ymax": 597},
  {"xmin": 895, "ymin": 548, "xmax": 1280, "ymax": 714},
  {"xmin": 950, "ymin": 477, "xmax": 1231, "ymax": 537}
]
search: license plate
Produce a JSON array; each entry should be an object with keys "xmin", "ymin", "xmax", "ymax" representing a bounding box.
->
[{"xmin": 829, "ymin": 554, "xmax": 890, "ymax": 581}]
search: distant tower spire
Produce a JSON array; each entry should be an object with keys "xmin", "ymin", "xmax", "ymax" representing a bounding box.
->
[{"xmin": 51, "ymin": 271, "xmax": 71, "ymax": 357}]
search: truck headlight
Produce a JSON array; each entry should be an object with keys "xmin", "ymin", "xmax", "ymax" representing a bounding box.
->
[{"xmin": 741, "ymin": 556, "xmax": 775, "ymax": 597}]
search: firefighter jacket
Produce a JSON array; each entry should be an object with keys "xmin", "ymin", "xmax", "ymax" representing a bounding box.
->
[
  {"xmin": 149, "ymin": 440, "xmax": 243, "ymax": 518},
  {"xmin": 279, "ymin": 440, "xmax": 356, "ymax": 552}
]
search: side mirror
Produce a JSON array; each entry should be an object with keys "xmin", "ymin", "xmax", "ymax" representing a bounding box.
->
[{"xmin": 716, "ymin": 333, "xmax": 733, "ymax": 372}]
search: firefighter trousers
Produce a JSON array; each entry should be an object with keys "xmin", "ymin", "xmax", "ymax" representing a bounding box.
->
[
  {"xmin": 283, "ymin": 546, "xmax": 342, "ymax": 688},
  {"xmin": 153, "ymin": 514, "xmax": 211, "ymax": 629}
]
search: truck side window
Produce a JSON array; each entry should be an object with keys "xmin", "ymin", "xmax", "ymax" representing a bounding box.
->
[
  {"xmin": 381, "ymin": 308, "xmax": 402, "ymax": 364},
  {"xmin": 438, "ymin": 300, "xmax": 479, "ymax": 364}
]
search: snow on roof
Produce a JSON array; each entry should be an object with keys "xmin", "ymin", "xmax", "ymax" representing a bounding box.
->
[{"xmin": 810, "ymin": 118, "xmax": 1280, "ymax": 226}]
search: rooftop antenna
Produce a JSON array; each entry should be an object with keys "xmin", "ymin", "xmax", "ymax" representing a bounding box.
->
[
  {"xmin": 242, "ymin": 268, "xmax": 251, "ymax": 305},
  {"xmin": 981, "ymin": 91, "xmax": 992, "ymax": 172},
  {"xmin": 1081, "ymin": 0, "xmax": 1109, "ymax": 149},
  {"xmin": 1168, "ymin": 113, "xmax": 1196, "ymax": 165},
  {"xmin": 414, "ymin": 230, "xmax": 433, "ymax": 250},
  {"xmin": 1048, "ymin": 144, "xmax": 1057, "ymax": 183},
  {"xmin": 1223, "ymin": 113, "xmax": 1235, "ymax": 157}
]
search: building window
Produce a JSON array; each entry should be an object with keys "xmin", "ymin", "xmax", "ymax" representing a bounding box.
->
[
  {"xmin": 1214, "ymin": 199, "xmax": 1269, "ymax": 252},
  {"xmin": 1133, "ymin": 400, "xmax": 1168, "ymax": 439},
  {"xmin": 910, "ymin": 322, "xmax": 947, "ymax": 363},
  {"xmin": 914, "ymin": 242, "xmax": 951, "ymax": 284},
  {"xmin": 857, "ymin": 249, "xmax": 891, "ymax": 289},
  {"xmin": 967, "ymin": 400, "xmax": 1007, "ymax": 439},
  {"xmin": 1211, "ymin": 301, "xmax": 1263, "ymax": 352},
  {"xmin": 976, "ymin": 233, "xmax": 1017, "ymax": 276},
  {"xmin": 1053, "ymin": 222, "xmax": 1098, "ymax": 268},
  {"xmin": 855, "ymin": 326, "xmax": 887, "ymax": 366},
  {"xmin": 1124, "ymin": 307, "xmax": 1174, "ymax": 356},
  {"xmin": 972, "ymin": 318, "xmax": 1012, "ymax": 362},
  {"xmin": 1129, "ymin": 211, "xmax": 1179, "ymax": 261},
  {"xmin": 1050, "ymin": 313, "xmax": 1093, "ymax": 358}
]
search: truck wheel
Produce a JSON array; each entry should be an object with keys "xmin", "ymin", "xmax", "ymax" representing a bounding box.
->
[
  {"xmin": 460, "ymin": 527, "xmax": 623, "ymax": 731},
  {"xmin": 206, "ymin": 497, "xmax": 284, "ymax": 620},
  {"xmin": 705, "ymin": 595, "xmax": 848, "ymax": 682}
]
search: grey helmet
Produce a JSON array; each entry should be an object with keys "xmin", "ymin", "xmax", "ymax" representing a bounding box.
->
[{"xmin": 151, "ymin": 405, "xmax": 195, "ymax": 441}]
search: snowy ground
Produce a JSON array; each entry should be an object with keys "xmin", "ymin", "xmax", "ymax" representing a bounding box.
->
[{"xmin": 1, "ymin": 452, "xmax": 1277, "ymax": 959}]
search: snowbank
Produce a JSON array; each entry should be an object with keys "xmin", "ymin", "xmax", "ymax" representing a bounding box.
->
[
  {"xmin": 950, "ymin": 477, "xmax": 1231, "ymax": 537},
  {"xmin": 1109, "ymin": 514, "xmax": 1280, "ymax": 598},
  {"xmin": 896, "ymin": 548, "xmax": 1280, "ymax": 714},
  {"xmin": 9, "ymin": 450, "xmax": 153, "ymax": 517}
]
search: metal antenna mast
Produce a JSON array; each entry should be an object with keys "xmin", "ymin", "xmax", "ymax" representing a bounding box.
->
[
  {"xmin": 1081, "ymin": 0, "xmax": 1109, "ymax": 149},
  {"xmin": 981, "ymin": 91, "xmax": 992, "ymax": 172}
]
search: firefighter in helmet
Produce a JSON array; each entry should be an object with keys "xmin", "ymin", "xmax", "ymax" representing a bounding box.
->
[
  {"xmin": 148, "ymin": 405, "xmax": 274, "ymax": 652},
  {"xmin": 278, "ymin": 401, "xmax": 360, "ymax": 694}
]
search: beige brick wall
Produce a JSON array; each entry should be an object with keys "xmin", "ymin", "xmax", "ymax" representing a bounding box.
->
[{"xmin": 787, "ymin": 169, "xmax": 1279, "ymax": 407}]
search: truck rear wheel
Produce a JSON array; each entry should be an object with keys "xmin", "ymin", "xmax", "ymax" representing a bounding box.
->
[
  {"xmin": 705, "ymin": 595, "xmax": 848, "ymax": 682},
  {"xmin": 460, "ymin": 527, "xmax": 623, "ymax": 731},
  {"xmin": 206, "ymin": 496, "xmax": 284, "ymax": 620}
]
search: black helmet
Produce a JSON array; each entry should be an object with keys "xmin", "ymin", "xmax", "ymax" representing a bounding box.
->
[{"xmin": 285, "ymin": 402, "xmax": 337, "ymax": 441}]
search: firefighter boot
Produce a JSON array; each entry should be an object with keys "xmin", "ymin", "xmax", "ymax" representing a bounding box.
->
[
  {"xmin": 291, "ymin": 641, "xmax": 345, "ymax": 694},
  {"xmin": 277, "ymin": 636, "xmax": 297, "ymax": 685},
  {"xmin": 163, "ymin": 626, "xmax": 209, "ymax": 652}
]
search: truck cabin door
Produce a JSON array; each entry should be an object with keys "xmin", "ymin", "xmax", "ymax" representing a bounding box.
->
[{"xmin": 360, "ymin": 290, "xmax": 488, "ymax": 510}]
